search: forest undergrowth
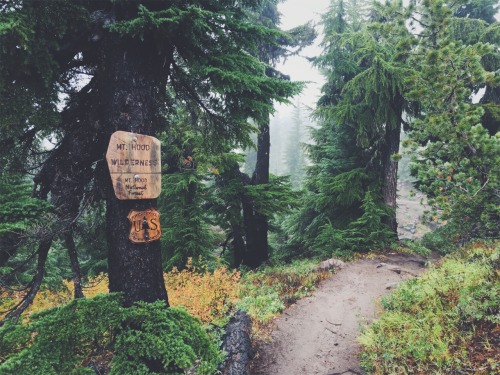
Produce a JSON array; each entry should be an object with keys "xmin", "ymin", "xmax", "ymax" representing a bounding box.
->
[
  {"xmin": 0, "ymin": 258, "xmax": 331, "ymax": 329},
  {"xmin": 359, "ymin": 241, "xmax": 500, "ymax": 374},
  {"xmin": 0, "ymin": 257, "xmax": 332, "ymax": 372},
  {"xmin": 2, "ymin": 242, "xmax": 499, "ymax": 373}
]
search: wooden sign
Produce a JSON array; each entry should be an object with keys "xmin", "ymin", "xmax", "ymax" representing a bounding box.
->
[
  {"xmin": 106, "ymin": 131, "xmax": 161, "ymax": 200},
  {"xmin": 127, "ymin": 209, "xmax": 162, "ymax": 243}
]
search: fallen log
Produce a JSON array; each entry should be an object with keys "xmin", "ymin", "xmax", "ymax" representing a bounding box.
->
[{"xmin": 219, "ymin": 311, "xmax": 255, "ymax": 375}]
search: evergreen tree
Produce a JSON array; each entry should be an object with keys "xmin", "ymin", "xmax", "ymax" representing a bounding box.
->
[
  {"xmin": 212, "ymin": 2, "xmax": 315, "ymax": 268},
  {"xmin": 158, "ymin": 107, "xmax": 219, "ymax": 270},
  {"xmin": 319, "ymin": 0, "xmax": 416, "ymax": 233},
  {"xmin": 269, "ymin": 112, "xmax": 286, "ymax": 175},
  {"xmin": 285, "ymin": 100, "xmax": 307, "ymax": 189},
  {"xmin": 405, "ymin": 0, "xmax": 500, "ymax": 242},
  {"xmin": 0, "ymin": 0, "xmax": 300, "ymax": 323},
  {"xmin": 0, "ymin": 172, "xmax": 52, "ymax": 268},
  {"xmin": 286, "ymin": 0, "xmax": 401, "ymax": 257}
]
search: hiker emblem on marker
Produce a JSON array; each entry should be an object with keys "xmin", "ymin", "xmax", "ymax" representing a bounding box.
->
[{"xmin": 127, "ymin": 209, "xmax": 161, "ymax": 243}]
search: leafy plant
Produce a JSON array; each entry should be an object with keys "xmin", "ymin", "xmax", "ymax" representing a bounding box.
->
[
  {"xmin": 238, "ymin": 259, "xmax": 331, "ymax": 328},
  {"xmin": 164, "ymin": 259, "xmax": 241, "ymax": 326}
]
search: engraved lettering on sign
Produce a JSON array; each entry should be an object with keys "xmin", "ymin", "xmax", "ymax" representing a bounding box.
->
[{"xmin": 106, "ymin": 131, "xmax": 162, "ymax": 200}]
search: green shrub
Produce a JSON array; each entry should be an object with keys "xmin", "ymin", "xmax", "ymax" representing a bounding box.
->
[
  {"xmin": 359, "ymin": 242, "xmax": 500, "ymax": 374},
  {"xmin": 238, "ymin": 259, "xmax": 331, "ymax": 328},
  {"xmin": 0, "ymin": 294, "xmax": 220, "ymax": 374},
  {"xmin": 399, "ymin": 239, "xmax": 432, "ymax": 257},
  {"xmin": 421, "ymin": 222, "xmax": 466, "ymax": 254}
]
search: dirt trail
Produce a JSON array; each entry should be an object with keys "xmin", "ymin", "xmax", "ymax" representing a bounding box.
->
[{"xmin": 250, "ymin": 254, "xmax": 429, "ymax": 375}]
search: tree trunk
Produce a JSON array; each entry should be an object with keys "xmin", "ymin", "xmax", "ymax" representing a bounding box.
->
[
  {"xmin": 230, "ymin": 225, "xmax": 246, "ymax": 269},
  {"xmin": 4, "ymin": 236, "xmax": 53, "ymax": 322},
  {"xmin": 64, "ymin": 230, "xmax": 84, "ymax": 299},
  {"xmin": 244, "ymin": 121, "xmax": 270, "ymax": 268},
  {"xmin": 101, "ymin": 29, "xmax": 170, "ymax": 307},
  {"xmin": 381, "ymin": 122, "xmax": 401, "ymax": 234}
]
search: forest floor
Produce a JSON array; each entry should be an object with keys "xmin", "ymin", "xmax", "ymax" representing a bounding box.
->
[{"xmin": 249, "ymin": 253, "xmax": 433, "ymax": 375}]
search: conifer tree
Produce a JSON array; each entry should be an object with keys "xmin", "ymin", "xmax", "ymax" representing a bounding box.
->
[
  {"xmin": 213, "ymin": 2, "xmax": 315, "ymax": 268},
  {"xmin": 0, "ymin": 0, "xmax": 301, "ymax": 320},
  {"xmin": 319, "ymin": 0, "xmax": 415, "ymax": 233},
  {"xmin": 286, "ymin": 0, "xmax": 400, "ymax": 257},
  {"xmin": 285, "ymin": 100, "xmax": 307, "ymax": 189},
  {"xmin": 405, "ymin": 0, "xmax": 500, "ymax": 241}
]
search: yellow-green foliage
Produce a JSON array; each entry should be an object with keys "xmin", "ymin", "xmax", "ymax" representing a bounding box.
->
[
  {"xmin": 359, "ymin": 242, "xmax": 500, "ymax": 374},
  {"xmin": 0, "ymin": 275, "xmax": 110, "ymax": 322},
  {"xmin": 2, "ymin": 258, "xmax": 330, "ymax": 343},
  {"xmin": 164, "ymin": 259, "xmax": 241, "ymax": 326},
  {"xmin": 1, "ymin": 263, "xmax": 241, "ymax": 327}
]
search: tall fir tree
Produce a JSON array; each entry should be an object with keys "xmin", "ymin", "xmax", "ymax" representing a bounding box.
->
[
  {"xmin": 0, "ymin": 0, "xmax": 301, "ymax": 322},
  {"xmin": 286, "ymin": 0, "xmax": 402, "ymax": 257},
  {"xmin": 285, "ymin": 100, "xmax": 307, "ymax": 189},
  {"xmin": 212, "ymin": 1, "xmax": 315, "ymax": 268}
]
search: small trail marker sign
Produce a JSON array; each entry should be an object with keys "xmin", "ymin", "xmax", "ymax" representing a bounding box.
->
[
  {"xmin": 106, "ymin": 131, "xmax": 161, "ymax": 200},
  {"xmin": 127, "ymin": 208, "xmax": 162, "ymax": 243}
]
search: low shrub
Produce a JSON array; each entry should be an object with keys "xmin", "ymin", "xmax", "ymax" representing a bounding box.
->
[
  {"xmin": 421, "ymin": 222, "xmax": 463, "ymax": 254},
  {"xmin": 359, "ymin": 241, "xmax": 500, "ymax": 374},
  {"xmin": 238, "ymin": 259, "xmax": 331, "ymax": 329},
  {"xmin": 0, "ymin": 294, "xmax": 220, "ymax": 374},
  {"xmin": 164, "ymin": 258, "xmax": 241, "ymax": 326}
]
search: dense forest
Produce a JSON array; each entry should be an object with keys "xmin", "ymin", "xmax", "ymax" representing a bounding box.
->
[{"xmin": 0, "ymin": 0, "xmax": 498, "ymax": 373}]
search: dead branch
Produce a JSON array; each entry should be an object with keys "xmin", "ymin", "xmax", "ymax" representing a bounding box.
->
[{"xmin": 2, "ymin": 236, "xmax": 53, "ymax": 324}]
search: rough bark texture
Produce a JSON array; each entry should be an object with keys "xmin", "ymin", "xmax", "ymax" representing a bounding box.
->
[
  {"xmin": 243, "ymin": 121, "xmax": 270, "ymax": 268},
  {"xmin": 381, "ymin": 123, "xmax": 401, "ymax": 234},
  {"xmin": 100, "ymin": 30, "xmax": 170, "ymax": 306},
  {"xmin": 247, "ymin": 121, "xmax": 271, "ymax": 267},
  {"xmin": 219, "ymin": 311, "xmax": 255, "ymax": 375}
]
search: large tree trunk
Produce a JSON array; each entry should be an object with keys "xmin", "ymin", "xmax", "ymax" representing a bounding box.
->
[
  {"xmin": 381, "ymin": 122, "xmax": 401, "ymax": 235},
  {"xmin": 243, "ymin": 121, "xmax": 270, "ymax": 268},
  {"xmin": 101, "ymin": 28, "xmax": 170, "ymax": 306}
]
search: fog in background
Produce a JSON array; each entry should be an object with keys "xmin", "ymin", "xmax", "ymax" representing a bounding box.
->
[{"xmin": 264, "ymin": 1, "xmax": 330, "ymax": 184}]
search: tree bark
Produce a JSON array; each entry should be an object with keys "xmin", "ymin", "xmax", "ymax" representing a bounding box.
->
[
  {"xmin": 64, "ymin": 230, "xmax": 84, "ymax": 299},
  {"xmin": 100, "ymin": 24, "xmax": 170, "ymax": 306},
  {"xmin": 243, "ymin": 121, "xmax": 270, "ymax": 268},
  {"xmin": 219, "ymin": 311, "xmax": 254, "ymax": 375},
  {"xmin": 381, "ymin": 122, "xmax": 401, "ymax": 234}
]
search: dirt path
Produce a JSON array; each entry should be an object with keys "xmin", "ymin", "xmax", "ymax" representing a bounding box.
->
[{"xmin": 250, "ymin": 254, "xmax": 429, "ymax": 375}]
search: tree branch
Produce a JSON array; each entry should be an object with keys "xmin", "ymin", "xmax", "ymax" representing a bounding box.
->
[{"xmin": 2, "ymin": 236, "xmax": 53, "ymax": 324}]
